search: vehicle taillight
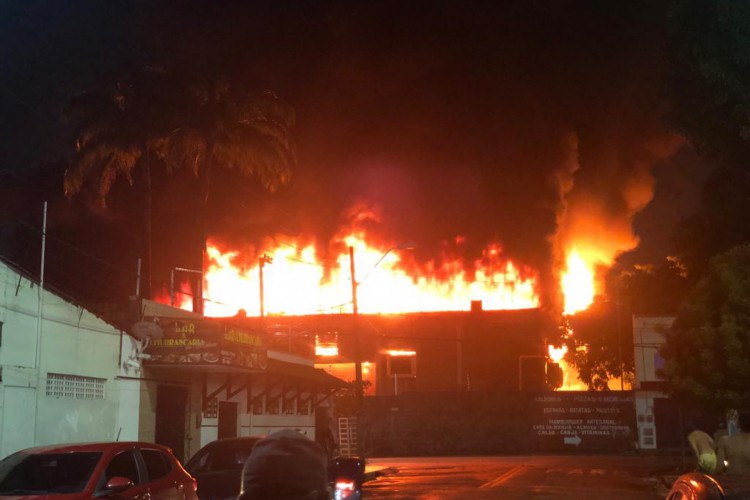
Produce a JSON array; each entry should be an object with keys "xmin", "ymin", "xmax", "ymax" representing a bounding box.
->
[
  {"xmin": 335, "ymin": 480, "xmax": 355, "ymax": 491},
  {"xmin": 334, "ymin": 479, "xmax": 357, "ymax": 499},
  {"xmin": 191, "ymin": 477, "xmax": 198, "ymax": 492}
]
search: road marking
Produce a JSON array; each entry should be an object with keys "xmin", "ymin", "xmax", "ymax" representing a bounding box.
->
[
  {"xmin": 479, "ymin": 465, "xmax": 526, "ymax": 489},
  {"xmin": 567, "ymin": 468, "xmax": 583, "ymax": 475},
  {"xmin": 590, "ymin": 469, "xmax": 606, "ymax": 475}
]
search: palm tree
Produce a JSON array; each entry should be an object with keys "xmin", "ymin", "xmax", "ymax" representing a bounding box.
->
[
  {"xmin": 151, "ymin": 77, "xmax": 296, "ymax": 312},
  {"xmin": 154, "ymin": 78, "xmax": 296, "ymax": 202},
  {"xmin": 63, "ymin": 65, "xmax": 296, "ymax": 307},
  {"xmin": 63, "ymin": 64, "xmax": 174, "ymax": 299}
]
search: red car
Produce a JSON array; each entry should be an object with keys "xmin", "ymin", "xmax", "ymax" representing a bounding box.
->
[{"xmin": 0, "ymin": 441, "xmax": 198, "ymax": 500}]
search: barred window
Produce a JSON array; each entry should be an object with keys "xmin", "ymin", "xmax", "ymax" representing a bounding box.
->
[{"xmin": 46, "ymin": 373, "xmax": 106, "ymax": 399}]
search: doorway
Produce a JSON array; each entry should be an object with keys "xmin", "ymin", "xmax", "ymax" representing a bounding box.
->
[
  {"xmin": 155, "ymin": 385, "xmax": 188, "ymax": 462},
  {"xmin": 218, "ymin": 401, "xmax": 238, "ymax": 439}
]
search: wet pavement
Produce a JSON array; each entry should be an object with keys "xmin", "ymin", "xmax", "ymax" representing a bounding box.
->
[{"xmin": 366, "ymin": 451, "xmax": 694, "ymax": 499}]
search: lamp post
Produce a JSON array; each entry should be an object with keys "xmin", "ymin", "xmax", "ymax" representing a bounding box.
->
[{"xmin": 349, "ymin": 243, "xmax": 416, "ymax": 407}]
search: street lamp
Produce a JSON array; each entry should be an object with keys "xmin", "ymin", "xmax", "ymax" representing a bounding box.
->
[{"xmin": 350, "ymin": 243, "xmax": 416, "ymax": 407}]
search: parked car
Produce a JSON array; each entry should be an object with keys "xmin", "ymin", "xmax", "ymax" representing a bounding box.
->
[
  {"xmin": 667, "ymin": 472, "xmax": 750, "ymax": 499},
  {"xmin": 0, "ymin": 441, "xmax": 197, "ymax": 500},
  {"xmin": 184, "ymin": 437, "xmax": 263, "ymax": 500}
]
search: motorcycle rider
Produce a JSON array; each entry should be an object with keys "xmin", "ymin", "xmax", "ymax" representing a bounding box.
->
[{"xmin": 239, "ymin": 429, "xmax": 329, "ymax": 500}]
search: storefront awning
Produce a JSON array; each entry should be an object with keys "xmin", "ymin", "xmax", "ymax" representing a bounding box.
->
[{"xmin": 267, "ymin": 358, "xmax": 349, "ymax": 389}]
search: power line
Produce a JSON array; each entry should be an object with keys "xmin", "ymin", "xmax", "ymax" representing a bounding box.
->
[{"xmin": 15, "ymin": 220, "xmax": 136, "ymax": 277}]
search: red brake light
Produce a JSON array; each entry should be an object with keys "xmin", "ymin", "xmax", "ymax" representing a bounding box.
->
[
  {"xmin": 191, "ymin": 477, "xmax": 198, "ymax": 492},
  {"xmin": 335, "ymin": 480, "xmax": 355, "ymax": 491}
]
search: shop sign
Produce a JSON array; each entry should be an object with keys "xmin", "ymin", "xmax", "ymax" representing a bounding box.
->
[
  {"xmin": 143, "ymin": 317, "xmax": 267, "ymax": 370},
  {"xmin": 530, "ymin": 391, "xmax": 635, "ymax": 452}
]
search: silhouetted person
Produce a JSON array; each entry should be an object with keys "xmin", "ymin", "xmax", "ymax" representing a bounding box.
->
[
  {"xmin": 238, "ymin": 429, "xmax": 329, "ymax": 500},
  {"xmin": 687, "ymin": 428, "xmax": 717, "ymax": 474},
  {"xmin": 717, "ymin": 411, "xmax": 750, "ymax": 475},
  {"xmin": 714, "ymin": 419, "xmax": 728, "ymax": 443}
]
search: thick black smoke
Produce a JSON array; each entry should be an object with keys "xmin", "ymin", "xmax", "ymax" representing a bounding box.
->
[
  {"xmin": 1, "ymin": 0, "xmax": 695, "ymax": 308},
  {"xmin": 204, "ymin": 0, "xmax": 682, "ymax": 309}
]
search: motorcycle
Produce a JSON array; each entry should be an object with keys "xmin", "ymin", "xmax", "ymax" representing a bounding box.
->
[{"xmin": 329, "ymin": 456, "xmax": 365, "ymax": 499}]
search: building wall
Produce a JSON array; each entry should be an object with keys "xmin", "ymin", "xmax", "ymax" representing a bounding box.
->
[
  {"xmin": 0, "ymin": 261, "xmax": 122, "ymax": 457},
  {"xmin": 0, "ymin": 269, "xmax": 340, "ymax": 462},
  {"xmin": 307, "ymin": 309, "xmax": 548, "ymax": 395},
  {"xmin": 632, "ymin": 315, "xmax": 674, "ymax": 450},
  {"xmin": 633, "ymin": 315, "xmax": 672, "ymax": 384},
  {"xmin": 198, "ymin": 352, "xmax": 318, "ymax": 448}
]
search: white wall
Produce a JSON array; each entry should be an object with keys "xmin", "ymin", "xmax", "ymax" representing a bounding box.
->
[
  {"xmin": 0, "ymin": 262, "xmax": 123, "ymax": 457},
  {"xmin": 199, "ymin": 365, "xmax": 316, "ymax": 449},
  {"xmin": 632, "ymin": 315, "xmax": 674, "ymax": 450},
  {"xmin": 632, "ymin": 315, "xmax": 673, "ymax": 385}
]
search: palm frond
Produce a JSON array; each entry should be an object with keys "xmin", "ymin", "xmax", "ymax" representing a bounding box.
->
[
  {"xmin": 64, "ymin": 141, "xmax": 141, "ymax": 205},
  {"xmin": 154, "ymin": 128, "xmax": 207, "ymax": 176}
]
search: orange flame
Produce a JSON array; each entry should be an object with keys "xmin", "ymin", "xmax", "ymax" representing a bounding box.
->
[
  {"xmin": 387, "ymin": 349, "xmax": 417, "ymax": 356},
  {"xmin": 547, "ymin": 344, "xmax": 567, "ymax": 363},
  {"xmin": 547, "ymin": 344, "xmax": 589, "ymax": 391},
  {"xmin": 166, "ymin": 235, "xmax": 540, "ymax": 316},
  {"xmin": 561, "ymin": 249, "xmax": 595, "ymax": 315}
]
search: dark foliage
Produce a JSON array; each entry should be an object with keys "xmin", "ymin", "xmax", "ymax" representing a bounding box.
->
[{"xmin": 660, "ymin": 244, "xmax": 750, "ymax": 412}]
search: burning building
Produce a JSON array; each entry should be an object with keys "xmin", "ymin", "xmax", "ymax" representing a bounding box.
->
[
  {"xmin": 266, "ymin": 305, "xmax": 550, "ymax": 395},
  {"xmin": 159, "ymin": 235, "xmax": 571, "ymax": 395}
]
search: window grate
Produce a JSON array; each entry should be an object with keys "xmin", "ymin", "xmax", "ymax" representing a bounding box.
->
[{"xmin": 46, "ymin": 373, "xmax": 105, "ymax": 399}]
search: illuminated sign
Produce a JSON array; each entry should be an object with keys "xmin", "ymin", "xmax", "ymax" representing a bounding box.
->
[{"xmin": 143, "ymin": 317, "xmax": 267, "ymax": 370}]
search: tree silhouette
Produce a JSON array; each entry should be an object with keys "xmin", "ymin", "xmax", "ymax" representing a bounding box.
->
[
  {"xmin": 63, "ymin": 63, "xmax": 177, "ymax": 298},
  {"xmin": 660, "ymin": 244, "xmax": 750, "ymax": 412},
  {"xmin": 63, "ymin": 63, "xmax": 296, "ymax": 305}
]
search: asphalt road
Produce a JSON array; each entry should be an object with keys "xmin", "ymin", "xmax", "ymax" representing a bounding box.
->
[{"xmin": 363, "ymin": 454, "xmax": 687, "ymax": 499}]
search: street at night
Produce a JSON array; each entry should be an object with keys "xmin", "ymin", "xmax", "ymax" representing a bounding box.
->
[
  {"xmin": 3, "ymin": 2, "xmax": 750, "ymax": 499},
  {"xmin": 364, "ymin": 455, "xmax": 684, "ymax": 499}
]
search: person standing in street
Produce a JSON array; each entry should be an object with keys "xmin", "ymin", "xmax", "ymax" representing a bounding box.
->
[
  {"xmin": 687, "ymin": 428, "xmax": 717, "ymax": 474},
  {"xmin": 717, "ymin": 411, "xmax": 750, "ymax": 475}
]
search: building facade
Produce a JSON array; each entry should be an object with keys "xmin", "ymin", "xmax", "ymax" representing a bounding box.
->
[
  {"xmin": 632, "ymin": 314, "xmax": 675, "ymax": 450},
  {"xmin": 0, "ymin": 259, "xmax": 345, "ymax": 462},
  {"xmin": 0, "ymin": 259, "xmax": 122, "ymax": 457}
]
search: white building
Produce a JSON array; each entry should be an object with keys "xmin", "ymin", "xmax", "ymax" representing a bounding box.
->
[
  {"xmin": 0, "ymin": 259, "xmax": 345, "ymax": 462},
  {"xmin": 632, "ymin": 314, "xmax": 674, "ymax": 450},
  {"xmin": 0, "ymin": 258, "xmax": 122, "ymax": 457}
]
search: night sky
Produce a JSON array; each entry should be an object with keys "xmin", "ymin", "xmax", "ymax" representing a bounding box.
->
[{"xmin": 0, "ymin": 1, "xmax": 709, "ymax": 304}]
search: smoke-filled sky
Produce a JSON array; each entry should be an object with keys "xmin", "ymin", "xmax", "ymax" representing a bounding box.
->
[{"xmin": 0, "ymin": 1, "xmax": 709, "ymax": 306}]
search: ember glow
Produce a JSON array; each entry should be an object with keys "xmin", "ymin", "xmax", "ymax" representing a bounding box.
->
[
  {"xmin": 548, "ymin": 344, "xmax": 588, "ymax": 391},
  {"xmin": 387, "ymin": 349, "xmax": 417, "ymax": 357},
  {"xmin": 560, "ymin": 249, "xmax": 595, "ymax": 315},
  {"xmin": 172, "ymin": 235, "xmax": 540, "ymax": 317},
  {"xmin": 547, "ymin": 344, "xmax": 567, "ymax": 363}
]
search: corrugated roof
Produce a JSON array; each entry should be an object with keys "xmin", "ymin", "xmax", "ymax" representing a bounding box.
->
[{"xmin": 267, "ymin": 358, "xmax": 349, "ymax": 388}]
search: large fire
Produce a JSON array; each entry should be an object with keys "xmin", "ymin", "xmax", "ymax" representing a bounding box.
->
[
  {"xmin": 161, "ymin": 228, "xmax": 608, "ymax": 391},
  {"xmin": 168, "ymin": 235, "xmax": 542, "ymax": 317},
  {"xmin": 561, "ymin": 249, "xmax": 595, "ymax": 315}
]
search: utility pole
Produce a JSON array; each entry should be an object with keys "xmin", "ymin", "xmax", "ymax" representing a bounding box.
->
[
  {"xmin": 347, "ymin": 243, "xmax": 415, "ymax": 407},
  {"xmin": 617, "ymin": 279, "xmax": 625, "ymax": 391},
  {"xmin": 259, "ymin": 254, "xmax": 273, "ymax": 317},
  {"xmin": 349, "ymin": 246, "xmax": 363, "ymax": 408}
]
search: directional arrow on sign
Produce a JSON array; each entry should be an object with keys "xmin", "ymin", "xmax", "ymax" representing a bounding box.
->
[{"xmin": 564, "ymin": 435, "xmax": 582, "ymax": 446}]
